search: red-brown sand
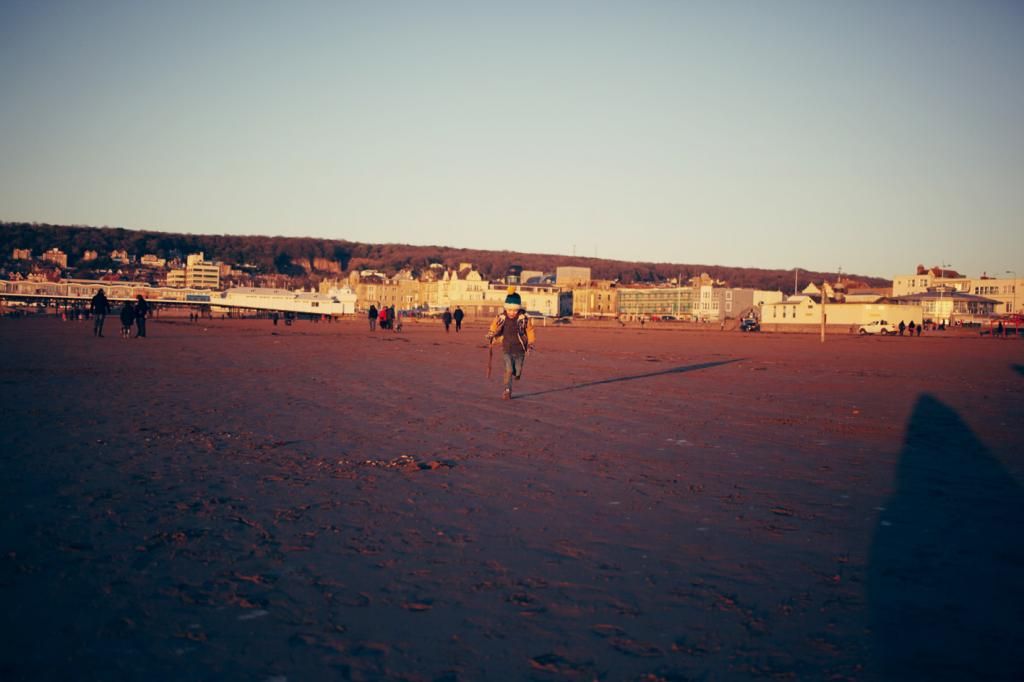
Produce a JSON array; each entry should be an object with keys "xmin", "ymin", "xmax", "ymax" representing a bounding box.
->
[{"xmin": 1, "ymin": 315, "xmax": 1022, "ymax": 680}]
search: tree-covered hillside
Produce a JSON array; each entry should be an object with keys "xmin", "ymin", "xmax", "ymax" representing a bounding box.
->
[{"xmin": 0, "ymin": 222, "xmax": 890, "ymax": 289}]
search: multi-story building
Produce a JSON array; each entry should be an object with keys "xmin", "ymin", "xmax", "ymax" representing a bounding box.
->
[
  {"xmin": 11, "ymin": 248, "xmax": 32, "ymax": 260},
  {"xmin": 572, "ymin": 281, "xmax": 618, "ymax": 318},
  {"xmin": 110, "ymin": 249, "xmax": 130, "ymax": 264},
  {"xmin": 421, "ymin": 266, "xmax": 488, "ymax": 312},
  {"xmin": 556, "ymin": 266, "xmax": 591, "ymax": 288},
  {"xmin": 41, "ymin": 248, "xmax": 68, "ymax": 269},
  {"xmin": 472, "ymin": 282, "xmax": 567, "ymax": 318},
  {"xmin": 166, "ymin": 269, "xmax": 186, "ymax": 287},
  {"xmin": 709, "ymin": 288, "xmax": 784, "ymax": 322},
  {"xmin": 140, "ymin": 254, "xmax": 166, "ymax": 268},
  {"xmin": 81, "ymin": 250, "xmax": 98, "ymax": 262},
  {"xmin": 893, "ymin": 266, "xmax": 1020, "ymax": 315},
  {"xmin": 184, "ymin": 253, "xmax": 220, "ymax": 289},
  {"xmin": 167, "ymin": 253, "xmax": 220, "ymax": 289},
  {"xmin": 617, "ymin": 285, "xmax": 694, "ymax": 319}
]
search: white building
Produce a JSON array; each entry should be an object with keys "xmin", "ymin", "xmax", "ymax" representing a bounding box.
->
[
  {"xmin": 893, "ymin": 268, "xmax": 1020, "ymax": 316},
  {"xmin": 219, "ymin": 287, "xmax": 356, "ymax": 315},
  {"xmin": 761, "ymin": 294, "xmax": 923, "ymax": 330}
]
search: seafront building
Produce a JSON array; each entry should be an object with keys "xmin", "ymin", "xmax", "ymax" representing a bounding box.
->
[
  {"xmin": 571, "ymin": 281, "xmax": 619, "ymax": 318},
  {"xmin": 892, "ymin": 267, "xmax": 1020, "ymax": 316},
  {"xmin": 13, "ymin": 246, "xmax": 1019, "ymax": 330},
  {"xmin": 761, "ymin": 292, "xmax": 924, "ymax": 330},
  {"xmin": 617, "ymin": 285, "xmax": 694, "ymax": 319},
  {"xmin": 890, "ymin": 289, "xmax": 1001, "ymax": 326}
]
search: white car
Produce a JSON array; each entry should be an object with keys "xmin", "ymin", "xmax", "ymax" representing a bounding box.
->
[{"xmin": 858, "ymin": 320, "xmax": 899, "ymax": 335}]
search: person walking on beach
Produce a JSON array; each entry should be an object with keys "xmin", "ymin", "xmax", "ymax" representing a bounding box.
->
[
  {"xmin": 907, "ymin": 320, "xmax": 915, "ymax": 337},
  {"xmin": 368, "ymin": 304, "xmax": 378, "ymax": 331},
  {"xmin": 119, "ymin": 300, "xmax": 135, "ymax": 338},
  {"xmin": 486, "ymin": 287, "xmax": 536, "ymax": 400},
  {"xmin": 90, "ymin": 288, "xmax": 111, "ymax": 337},
  {"xmin": 898, "ymin": 320, "xmax": 906, "ymax": 336},
  {"xmin": 379, "ymin": 306, "xmax": 388, "ymax": 330},
  {"xmin": 442, "ymin": 308, "xmax": 453, "ymax": 333},
  {"xmin": 386, "ymin": 305, "xmax": 396, "ymax": 331},
  {"xmin": 134, "ymin": 295, "xmax": 150, "ymax": 338},
  {"xmin": 453, "ymin": 306, "xmax": 464, "ymax": 332}
]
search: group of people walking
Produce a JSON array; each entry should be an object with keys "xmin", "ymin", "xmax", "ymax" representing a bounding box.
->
[
  {"xmin": 90, "ymin": 289, "xmax": 149, "ymax": 339},
  {"xmin": 897, "ymin": 320, "xmax": 920, "ymax": 336},
  {"xmin": 367, "ymin": 304, "xmax": 401, "ymax": 332},
  {"xmin": 442, "ymin": 307, "xmax": 464, "ymax": 333}
]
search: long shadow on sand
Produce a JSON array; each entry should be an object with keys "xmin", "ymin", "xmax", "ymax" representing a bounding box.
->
[
  {"xmin": 868, "ymin": 393, "xmax": 1024, "ymax": 680},
  {"xmin": 515, "ymin": 358, "xmax": 742, "ymax": 399}
]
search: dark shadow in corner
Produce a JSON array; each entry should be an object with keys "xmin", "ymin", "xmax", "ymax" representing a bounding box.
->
[
  {"xmin": 515, "ymin": 358, "xmax": 743, "ymax": 399},
  {"xmin": 868, "ymin": 394, "xmax": 1024, "ymax": 680},
  {"xmin": 1014, "ymin": 363, "xmax": 1024, "ymax": 377}
]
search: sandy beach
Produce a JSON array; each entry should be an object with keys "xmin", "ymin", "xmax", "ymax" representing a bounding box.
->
[{"xmin": 1, "ymin": 315, "xmax": 1022, "ymax": 680}]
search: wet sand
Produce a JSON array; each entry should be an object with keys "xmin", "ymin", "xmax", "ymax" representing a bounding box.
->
[{"xmin": 1, "ymin": 316, "xmax": 1022, "ymax": 680}]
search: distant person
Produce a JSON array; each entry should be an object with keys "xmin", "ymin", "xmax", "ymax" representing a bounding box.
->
[
  {"xmin": 134, "ymin": 295, "xmax": 149, "ymax": 338},
  {"xmin": 90, "ymin": 289, "xmax": 111, "ymax": 337},
  {"xmin": 442, "ymin": 308, "xmax": 453, "ymax": 333},
  {"xmin": 486, "ymin": 287, "xmax": 536, "ymax": 401},
  {"xmin": 378, "ymin": 306, "xmax": 388, "ymax": 330},
  {"xmin": 898, "ymin": 320, "xmax": 906, "ymax": 336},
  {"xmin": 453, "ymin": 306, "xmax": 464, "ymax": 332},
  {"xmin": 907, "ymin": 320, "xmax": 915, "ymax": 337},
  {"xmin": 119, "ymin": 301, "xmax": 135, "ymax": 338},
  {"xmin": 272, "ymin": 312, "xmax": 279, "ymax": 326},
  {"xmin": 916, "ymin": 323, "xmax": 922, "ymax": 337},
  {"xmin": 368, "ymin": 304, "xmax": 378, "ymax": 331},
  {"xmin": 386, "ymin": 305, "xmax": 396, "ymax": 331},
  {"xmin": 996, "ymin": 321, "xmax": 1004, "ymax": 338}
]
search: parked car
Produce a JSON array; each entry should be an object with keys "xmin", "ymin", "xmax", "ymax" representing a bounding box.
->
[
  {"xmin": 739, "ymin": 318, "xmax": 760, "ymax": 332},
  {"xmin": 858, "ymin": 320, "xmax": 899, "ymax": 335}
]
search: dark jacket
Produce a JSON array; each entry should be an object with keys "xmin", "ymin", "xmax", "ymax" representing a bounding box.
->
[
  {"xmin": 120, "ymin": 303, "xmax": 135, "ymax": 326},
  {"xmin": 90, "ymin": 292, "xmax": 111, "ymax": 315}
]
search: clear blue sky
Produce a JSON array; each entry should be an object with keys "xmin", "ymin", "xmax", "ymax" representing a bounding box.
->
[{"xmin": 2, "ymin": 1, "xmax": 1022, "ymax": 279}]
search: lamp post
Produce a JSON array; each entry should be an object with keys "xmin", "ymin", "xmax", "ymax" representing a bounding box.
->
[
  {"xmin": 938, "ymin": 262, "xmax": 950, "ymax": 326},
  {"xmin": 1007, "ymin": 271, "xmax": 1018, "ymax": 337},
  {"xmin": 1007, "ymin": 270, "xmax": 1017, "ymax": 317}
]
